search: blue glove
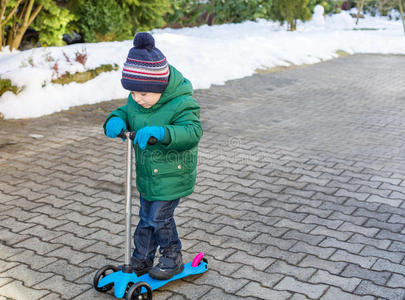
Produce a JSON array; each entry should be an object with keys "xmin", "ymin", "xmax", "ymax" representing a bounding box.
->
[
  {"xmin": 134, "ymin": 126, "xmax": 165, "ymax": 150},
  {"xmin": 105, "ymin": 117, "xmax": 127, "ymax": 138}
]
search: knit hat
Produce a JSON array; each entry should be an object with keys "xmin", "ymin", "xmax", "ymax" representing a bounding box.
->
[{"xmin": 121, "ymin": 32, "xmax": 170, "ymax": 93}]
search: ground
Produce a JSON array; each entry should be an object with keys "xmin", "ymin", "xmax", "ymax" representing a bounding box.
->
[{"xmin": 0, "ymin": 54, "xmax": 404, "ymax": 300}]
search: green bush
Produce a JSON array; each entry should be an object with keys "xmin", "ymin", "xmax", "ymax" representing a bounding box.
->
[
  {"xmin": 122, "ymin": 0, "xmax": 172, "ymax": 33},
  {"xmin": 70, "ymin": 0, "xmax": 171, "ymax": 43},
  {"xmin": 362, "ymin": 0, "xmax": 399, "ymax": 17},
  {"xmin": 165, "ymin": 0, "xmax": 273, "ymax": 27},
  {"xmin": 271, "ymin": 0, "xmax": 312, "ymax": 31},
  {"xmin": 32, "ymin": 0, "xmax": 75, "ymax": 47},
  {"xmin": 70, "ymin": 0, "xmax": 130, "ymax": 43},
  {"xmin": 308, "ymin": 0, "xmax": 343, "ymax": 14}
]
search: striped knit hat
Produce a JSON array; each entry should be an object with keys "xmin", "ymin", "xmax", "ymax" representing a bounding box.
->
[{"xmin": 121, "ymin": 32, "xmax": 170, "ymax": 93}]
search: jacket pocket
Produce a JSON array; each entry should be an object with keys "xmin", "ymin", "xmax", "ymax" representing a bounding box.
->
[{"xmin": 150, "ymin": 162, "xmax": 185, "ymax": 176}]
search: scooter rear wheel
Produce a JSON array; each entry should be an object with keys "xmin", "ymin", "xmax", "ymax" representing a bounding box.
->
[
  {"xmin": 126, "ymin": 282, "xmax": 153, "ymax": 300},
  {"xmin": 93, "ymin": 265, "xmax": 119, "ymax": 292}
]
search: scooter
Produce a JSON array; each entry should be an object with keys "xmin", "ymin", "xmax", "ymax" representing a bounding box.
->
[{"xmin": 93, "ymin": 131, "xmax": 208, "ymax": 300}]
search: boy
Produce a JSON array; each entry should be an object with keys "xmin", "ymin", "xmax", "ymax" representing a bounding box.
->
[{"xmin": 103, "ymin": 32, "xmax": 203, "ymax": 280}]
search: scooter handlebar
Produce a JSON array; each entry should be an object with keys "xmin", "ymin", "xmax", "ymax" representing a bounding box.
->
[{"xmin": 118, "ymin": 130, "xmax": 158, "ymax": 145}]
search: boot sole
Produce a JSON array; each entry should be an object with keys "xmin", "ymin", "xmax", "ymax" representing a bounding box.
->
[{"xmin": 148, "ymin": 263, "xmax": 184, "ymax": 280}]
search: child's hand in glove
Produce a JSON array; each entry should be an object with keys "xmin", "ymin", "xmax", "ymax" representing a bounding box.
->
[
  {"xmin": 105, "ymin": 117, "xmax": 127, "ymax": 138},
  {"xmin": 134, "ymin": 126, "xmax": 165, "ymax": 150}
]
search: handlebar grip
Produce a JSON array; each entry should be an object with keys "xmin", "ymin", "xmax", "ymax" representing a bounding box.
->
[{"xmin": 118, "ymin": 130, "xmax": 157, "ymax": 145}]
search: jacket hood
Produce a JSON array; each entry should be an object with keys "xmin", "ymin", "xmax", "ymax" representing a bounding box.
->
[
  {"xmin": 130, "ymin": 65, "xmax": 193, "ymax": 112},
  {"xmin": 159, "ymin": 65, "xmax": 193, "ymax": 105}
]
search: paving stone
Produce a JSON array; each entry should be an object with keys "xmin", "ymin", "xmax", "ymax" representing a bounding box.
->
[
  {"xmin": 0, "ymin": 264, "xmax": 53, "ymax": 287},
  {"xmin": 226, "ymin": 251, "xmax": 274, "ymax": 271},
  {"xmin": 295, "ymin": 205, "xmax": 332, "ymax": 218},
  {"xmin": 367, "ymin": 195, "xmax": 403, "ymax": 207},
  {"xmin": 372, "ymin": 258, "xmax": 405, "ymax": 274},
  {"xmin": 330, "ymin": 250, "xmax": 377, "ymax": 269},
  {"xmin": 299, "ymin": 255, "xmax": 347, "ymax": 275},
  {"xmin": 274, "ymin": 219, "xmax": 316, "ymax": 233},
  {"xmin": 353, "ymin": 208, "xmax": 391, "ymax": 222},
  {"xmin": 348, "ymin": 234, "xmax": 391, "ymax": 250},
  {"xmin": 309, "ymin": 269, "xmax": 361, "ymax": 292},
  {"xmin": 388, "ymin": 241, "xmax": 405, "ymax": 252},
  {"xmin": 7, "ymin": 249, "xmax": 57, "ymax": 270},
  {"xmin": 343, "ymin": 264, "xmax": 391, "ymax": 287},
  {"xmin": 0, "ymin": 280, "xmax": 49, "ymax": 300},
  {"xmin": 215, "ymin": 225, "xmax": 260, "ymax": 242},
  {"xmin": 274, "ymin": 276, "xmax": 328, "ymax": 299},
  {"xmin": 338, "ymin": 222, "xmax": 380, "ymax": 237},
  {"xmin": 39, "ymin": 293, "xmax": 64, "ymax": 300},
  {"xmin": 266, "ymin": 260, "xmax": 316, "ymax": 281},
  {"xmin": 310, "ymin": 226, "xmax": 353, "ymax": 241},
  {"xmin": 33, "ymin": 275, "xmax": 91, "ymax": 299},
  {"xmin": 289, "ymin": 293, "xmax": 310, "ymax": 300},
  {"xmin": 320, "ymin": 237, "xmax": 364, "ymax": 254},
  {"xmin": 386, "ymin": 273, "xmax": 405, "ymax": 288},
  {"xmin": 232, "ymin": 265, "xmax": 284, "ymax": 288},
  {"xmin": 376, "ymin": 229, "xmax": 405, "ymax": 243},
  {"xmin": 46, "ymin": 246, "xmax": 95, "ymax": 265},
  {"xmin": 355, "ymin": 280, "xmax": 405, "ymax": 300},
  {"xmin": 29, "ymin": 214, "xmax": 69, "ymax": 229},
  {"xmin": 237, "ymin": 281, "xmax": 291, "ymax": 300},
  {"xmin": 252, "ymin": 234, "xmax": 297, "ymax": 250},
  {"xmin": 282, "ymin": 230, "xmax": 325, "ymax": 246},
  {"xmin": 360, "ymin": 245, "xmax": 404, "ymax": 264},
  {"xmin": 191, "ymin": 269, "xmax": 248, "ymax": 294},
  {"xmin": 322, "ymin": 287, "xmax": 376, "ymax": 300},
  {"xmin": 0, "ymin": 217, "xmax": 36, "ymax": 233},
  {"xmin": 19, "ymin": 224, "xmax": 66, "ymax": 241},
  {"xmin": 39, "ymin": 259, "xmax": 91, "ymax": 281},
  {"xmin": 54, "ymin": 221, "xmax": 99, "ymax": 238},
  {"xmin": 290, "ymin": 241, "xmax": 336, "ymax": 259},
  {"xmin": 302, "ymin": 215, "xmax": 343, "ymax": 230}
]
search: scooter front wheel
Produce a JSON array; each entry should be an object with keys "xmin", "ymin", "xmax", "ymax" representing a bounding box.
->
[
  {"xmin": 93, "ymin": 265, "xmax": 119, "ymax": 292},
  {"xmin": 126, "ymin": 282, "xmax": 153, "ymax": 300}
]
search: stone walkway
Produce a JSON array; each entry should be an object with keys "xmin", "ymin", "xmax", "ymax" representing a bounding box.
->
[{"xmin": 0, "ymin": 54, "xmax": 405, "ymax": 300}]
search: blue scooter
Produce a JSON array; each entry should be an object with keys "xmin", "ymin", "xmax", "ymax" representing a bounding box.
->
[{"xmin": 93, "ymin": 131, "xmax": 209, "ymax": 300}]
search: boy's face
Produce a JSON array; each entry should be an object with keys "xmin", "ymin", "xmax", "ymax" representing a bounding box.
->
[{"xmin": 131, "ymin": 91, "xmax": 162, "ymax": 109}]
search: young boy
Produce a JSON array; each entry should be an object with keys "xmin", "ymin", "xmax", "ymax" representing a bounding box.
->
[{"xmin": 103, "ymin": 32, "xmax": 203, "ymax": 280}]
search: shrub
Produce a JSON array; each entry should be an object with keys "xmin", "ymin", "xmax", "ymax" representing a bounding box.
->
[
  {"xmin": 121, "ymin": 0, "xmax": 172, "ymax": 33},
  {"xmin": 0, "ymin": 79, "xmax": 23, "ymax": 96},
  {"xmin": 165, "ymin": 0, "xmax": 273, "ymax": 27},
  {"xmin": 31, "ymin": 1, "xmax": 75, "ymax": 47},
  {"xmin": 51, "ymin": 64, "xmax": 119, "ymax": 85},
  {"xmin": 271, "ymin": 0, "xmax": 312, "ymax": 31},
  {"xmin": 70, "ymin": 0, "xmax": 130, "ymax": 43},
  {"xmin": 308, "ymin": 0, "xmax": 343, "ymax": 14}
]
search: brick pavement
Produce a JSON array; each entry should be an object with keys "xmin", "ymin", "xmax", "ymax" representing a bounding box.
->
[{"xmin": 0, "ymin": 54, "xmax": 405, "ymax": 299}]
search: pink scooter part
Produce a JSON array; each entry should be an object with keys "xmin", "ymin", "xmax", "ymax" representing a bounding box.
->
[{"xmin": 191, "ymin": 252, "xmax": 205, "ymax": 267}]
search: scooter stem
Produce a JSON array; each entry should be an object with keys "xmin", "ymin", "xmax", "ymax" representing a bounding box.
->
[{"xmin": 124, "ymin": 132, "xmax": 133, "ymax": 267}]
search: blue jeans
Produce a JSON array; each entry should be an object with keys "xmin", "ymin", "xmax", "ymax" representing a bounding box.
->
[{"xmin": 132, "ymin": 196, "xmax": 181, "ymax": 263}]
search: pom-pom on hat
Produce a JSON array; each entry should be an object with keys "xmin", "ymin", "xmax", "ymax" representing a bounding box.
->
[{"xmin": 121, "ymin": 32, "xmax": 170, "ymax": 93}]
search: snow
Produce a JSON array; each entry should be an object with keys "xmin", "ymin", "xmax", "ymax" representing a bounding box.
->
[{"xmin": 0, "ymin": 11, "xmax": 404, "ymax": 119}]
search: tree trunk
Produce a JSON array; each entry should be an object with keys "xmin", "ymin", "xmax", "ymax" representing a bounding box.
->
[
  {"xmin": 9, "ymin": 0, "xmax": 42, "ymax": 51},
  {"xmin": 399, "ymin": 0, "xmax": 405, "ymax": 35},
  {"xmin": 356, "ymin": 0, "xmax": 365, "ymax": 25},
  {"xmin": 290, "ymin": 19, "xmax": 297, "ymax": 31}
]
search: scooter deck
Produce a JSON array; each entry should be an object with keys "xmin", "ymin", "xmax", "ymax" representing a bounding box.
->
[
  {"xmin": 98, "ymin": 257, "xmax": 208, "ymax": 298},
  {"xmin": 137, "ymin": 260, "xmax": 208, "ymax": 291}
]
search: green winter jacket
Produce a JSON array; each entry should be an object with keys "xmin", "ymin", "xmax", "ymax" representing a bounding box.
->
[{"xmin": 103, "ymin": 65, "xmax": 203, "ymax": 201}]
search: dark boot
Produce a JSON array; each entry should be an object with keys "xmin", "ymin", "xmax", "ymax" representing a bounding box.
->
[
  {"xmin": 148, "ymin": 251, "xmax": 184, "ymax": 280},
  {"xmin": 129, "ymin": 256, "xmax": 153, "ymax": 276}
]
